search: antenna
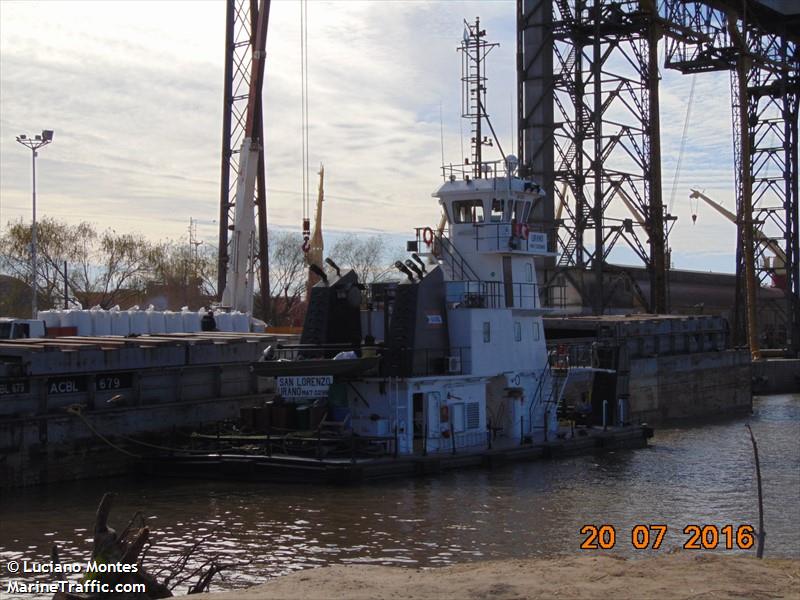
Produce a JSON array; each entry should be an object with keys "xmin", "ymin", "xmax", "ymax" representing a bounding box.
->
[
  {"xmin": 458, "ymin": 17, "xmax": 498, "ymax": 179},
  {"xmin": 439, "ymin": 101, "xmax": 446, "ymax": 182}
]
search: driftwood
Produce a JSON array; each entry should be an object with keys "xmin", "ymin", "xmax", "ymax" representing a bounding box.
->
[
  {"xmin": 746, "ymin": 424, "xmax": 767, "ymax": 558},
  {"xmin": 52, "ymin": 493, "xmax": 223, "ymax": 600}
]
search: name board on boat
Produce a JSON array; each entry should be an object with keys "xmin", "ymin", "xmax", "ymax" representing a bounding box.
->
[
  {"xmin": 528, "ymin": 232, "xmax": 547, "ymax": 252},
  {"xmin": 0, "ymin": 379, "xmax": 29, "ymax": 396},
  {"xmin": 47, "ymin": 376, "xmax": 87, "ymax": 395},
  {"xmin": 425, "ymin": 312, "xmax": 443, "ymax": 327},
  {"xmin": 277, "ymin": 375, "xmax": 333, "ymax": 399},
  {"xmin": 96, "ymin": 372, "xmax": 133, "ymax": 391}
]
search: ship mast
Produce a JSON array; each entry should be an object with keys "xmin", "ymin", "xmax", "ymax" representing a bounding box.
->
[
  {"xmin": 459, "ymin": 17, "xmax": 498, "ymax": 179},
  {"xmin": 306, "ymin": 164, "xmax": 325, "ymax": 296}
]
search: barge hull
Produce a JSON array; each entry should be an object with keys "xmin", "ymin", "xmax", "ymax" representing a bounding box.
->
[{"xmin": 139, "ymin": 426, "xmax": 651, "ymax": 484}]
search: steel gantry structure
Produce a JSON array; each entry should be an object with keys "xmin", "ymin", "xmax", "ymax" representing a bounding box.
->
[
  {"xmin": 518, "ymin": 0, "xmax": 799, "ymax": 354},
  {"xmin": 217, "ymin": 0, "xmax": 271, "ymax": 320}
]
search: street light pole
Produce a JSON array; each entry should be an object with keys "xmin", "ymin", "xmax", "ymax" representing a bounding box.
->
[{"xmin": 16, "ymin": 130, "xmax": 54, "ymax": 319}]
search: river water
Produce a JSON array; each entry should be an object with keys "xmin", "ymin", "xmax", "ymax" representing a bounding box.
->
[{"xmin": 1, "ymin": 394, "xmax": 798, "ymax": 596}]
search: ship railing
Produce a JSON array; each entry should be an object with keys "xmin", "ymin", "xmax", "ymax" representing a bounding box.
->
[
  {"xmin": 382, "ymin": 346, "xmax": 471, "ymax": 377},
  {"xmin": 470, "ymin": 223, "xmax": 549, "ymax": 255},
  {"xmin": 545, "ymin": 341, "xmax": 597, "ymax": 369},
  {"xmin": 413, "ymin": 228, "xmax": 480, "ymax": 281},
  {"xmin": 440, "ymin": 159, "xmax": 511, "ymax": 181},
  {"xmin": 262, "ymin": 343, "xmax": 472, "ymax": 378},
  {"xmin": 445, "ymin": 280, "xmax": 542, "ymax": 310},
  {"xmin": 264, "ymin": 343, "xmax": 361, "ymax": 361},
  {"xmin": 197, "ymin": 428, "xmax": 397, "ymax": 460},
  {"xmin": 527, "ymin": 360, "xmax": 555, "ymax": 438}
]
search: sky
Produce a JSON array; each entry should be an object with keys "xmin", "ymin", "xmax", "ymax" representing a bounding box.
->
[{"xmin": 1, "ymin": 0, "xmax": 744, "ymax": 273}]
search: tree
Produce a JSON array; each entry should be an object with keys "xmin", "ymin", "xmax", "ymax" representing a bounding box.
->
[
  {"xmin": 149, "ymin": 240, "xmax": 218, "ymax": 309},
  {"xmin": 71, "ymin": 229, "xmax": 156, "ymax": 309},
  {"xmin": 328, "ymin": 235, "xmax": 405, "ymax": 283},
  {"xmin": 0, "ymin": 218, "xmax": 88, "ymax": 311},
  {"xmin": 263, "ymin": 229, "xmax": 307, "ymax": 326},
  {"xmin": 0, "ymin": 218, "xmax": 156, "ymax": 310}
]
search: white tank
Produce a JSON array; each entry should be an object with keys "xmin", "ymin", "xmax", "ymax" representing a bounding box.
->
[
  {"xmin": 148, "ymin": 308, "xmax": 166, "ymax": 334},
  {"xmin": 38, "ymin": 310, "xmax": 61, "ymax": 329},
  {"xmin": 128, "ymin": 308, "xmax": 148, "ymax": 335},
  {"xmin": 164, "ymin": 311, "xmax": 183, "ymax": 333},
  {"xmin": 74, "ymin": 310, "xmax": 92, "ymax": 336},
  {"xmin": 181, "ymin": 309, "xmax": 201, "ymax": 333},
  {"xmin": 232, "ymin": 311, "xmax": 250, "ymax": 332},
  {"xmin": 91, "ymin": 307, "xmax": 112, "ymax": 336},
  {"xmin": 111, "ymin": 309, "xmax": 130, "ymax": 336},
  {"xmin": 214, "ymin": 311, "xmax": 233, "ymax": 332}
]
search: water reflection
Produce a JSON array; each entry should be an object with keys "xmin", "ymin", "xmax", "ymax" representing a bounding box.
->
[{"xmin": 1, "ymin": 394, "xmax": 797, "ymax": 595}]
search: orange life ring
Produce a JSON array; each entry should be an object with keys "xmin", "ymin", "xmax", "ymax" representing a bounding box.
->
[
  {"xmin": 422, "ymin": 227, "xmax": 434, "ymax": 246},
  {"xmin": 520, "ymin": 224, "xmax": 529, "ymax": 239}
]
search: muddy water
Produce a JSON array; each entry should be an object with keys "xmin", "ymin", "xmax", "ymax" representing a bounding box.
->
[{"xmin": 1, "ymin": 394, "xmax": 798, "ymax": 596}]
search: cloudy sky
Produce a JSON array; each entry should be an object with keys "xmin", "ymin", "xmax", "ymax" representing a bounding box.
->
[{"xmin": 1, "ymin": 0, "xmax": 742, "ymax": 272}]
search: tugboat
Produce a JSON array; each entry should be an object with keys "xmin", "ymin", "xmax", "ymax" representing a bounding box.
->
[
  {"xmin": 255, "ymin": 18, "xmax": 565, "ymax": 456},
  {"xmin": 144, "ymin": 20, "xmax": 650, "ymax": 483}
]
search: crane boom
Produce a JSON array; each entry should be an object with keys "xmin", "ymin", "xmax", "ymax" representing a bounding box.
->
[
  {"xmin": 689, "ymin": 189, "xmax": 786, "ymax": 262},
  {"xmin": 221, "ymin": 0, "xmax": 271, "ymax": 315}
]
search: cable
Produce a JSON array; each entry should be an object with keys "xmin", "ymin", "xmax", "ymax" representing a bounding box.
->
[
  {"xmin": 300, "ymin": 0, "xmax": 311, "ymax": 251},
  {"xmin": 669, "ymin": 74, "xmax": 696, "ymax": 216}
]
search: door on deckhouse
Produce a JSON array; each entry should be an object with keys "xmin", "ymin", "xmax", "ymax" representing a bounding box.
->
[{"xmin": 503, "ymin": 256, "xmax": 514, "ymax": 308}]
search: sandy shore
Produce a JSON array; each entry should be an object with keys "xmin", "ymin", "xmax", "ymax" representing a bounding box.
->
[{"xmin": 191, "ymin": 553, "xmax": 799, "ymax": 599}]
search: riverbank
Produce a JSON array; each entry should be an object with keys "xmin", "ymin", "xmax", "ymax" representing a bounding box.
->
[{"xmin": 192, "ymin": 553, "xmax": 799, "ymax": 599}]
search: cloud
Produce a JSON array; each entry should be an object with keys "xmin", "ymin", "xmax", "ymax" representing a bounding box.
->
[{"xmin": 0, "ymin": 0, "xmax": 745, "ymax": 275}]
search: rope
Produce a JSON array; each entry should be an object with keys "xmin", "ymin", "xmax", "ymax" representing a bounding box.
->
[
  {"xmin": 66, "ymin": 405, "xmax": 141, "ymax": 458},
  {"xmin": 66, "ymin": 406, "xmax": 256, "ymax": 456}
]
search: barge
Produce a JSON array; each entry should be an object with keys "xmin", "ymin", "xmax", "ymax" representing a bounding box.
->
[{"xmin": 0, "ymin": 332, "xmax": 290, "ymax": 487}]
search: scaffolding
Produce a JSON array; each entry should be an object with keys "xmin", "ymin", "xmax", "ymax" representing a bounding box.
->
[{"xmin": 518, "ymin": 0, "xmax": 799, "ymax": 353}]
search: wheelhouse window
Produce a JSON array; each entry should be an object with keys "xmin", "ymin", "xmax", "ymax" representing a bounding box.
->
[
  {"xmin": 513, "ymin": 201, "xmax": 530, "ymax": 223},
  {"xmin": 490, "ymin": 198, "xmax": 505, "ymax": 222},
  {"xmin": 452, "ymin": 200, "xmax": 484, "ymax": 223},
  {"xmin": 514, "ymin": 321, "xmax": 522, "ymax": 342},
  {"xmin": 483, "ymin": 321, "xmax": 491, "ymax": 343},
  {"xmin": 532, "ymin": 321, "xmax": 540, "ymax": 340}
]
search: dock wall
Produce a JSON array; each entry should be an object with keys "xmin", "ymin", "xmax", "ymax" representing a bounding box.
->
[
  {"xmin": 545, "ymin": 315, "xmax": 753, "ymax": 425},
  {"xmin": 752, "ymin": 358, "xmax": 800, "ymax": 394},
  {"xmin": 627, "ymin": 350, "xmax": 752, "ymax": 423}
]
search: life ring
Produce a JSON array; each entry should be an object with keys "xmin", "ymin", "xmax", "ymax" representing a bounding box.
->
[
  {"xmin": 422, "ymin": 227, "xmax": 434, "ymax": 246},
  {"xmin": 516, "ymin": 223, "xmax": 529, "ymax": 239}
]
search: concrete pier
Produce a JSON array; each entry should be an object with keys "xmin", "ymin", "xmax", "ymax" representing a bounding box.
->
[{"xmin": 752, "ymin": 358, "xmax": 800, "ymax": 394}]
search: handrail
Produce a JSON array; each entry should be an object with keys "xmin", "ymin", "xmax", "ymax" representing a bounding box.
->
[
  {"xmin": 528, "ymin": 361, "xmax": 550, "ymax": 429},
  {"xmin": 435, "ymin": 232, "xmax": 481, "ymax": 281}
]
